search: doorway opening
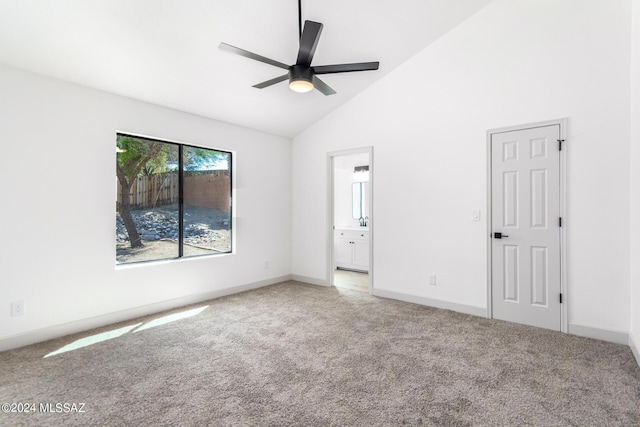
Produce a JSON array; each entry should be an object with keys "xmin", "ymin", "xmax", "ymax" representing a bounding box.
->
[{"xmin": 328, "ymin": 148, "xmax": 373, "ymax": 293}]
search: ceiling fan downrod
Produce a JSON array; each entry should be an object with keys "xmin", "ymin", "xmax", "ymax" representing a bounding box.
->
[{"xmin": 298, "ymin": 0, "xmax": 303, "ymax": 39}]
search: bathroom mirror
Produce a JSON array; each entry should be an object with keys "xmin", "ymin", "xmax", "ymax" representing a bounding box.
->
[{"xmin": 352, "ymin": 182, "xmax": 368, "ymax": 220}]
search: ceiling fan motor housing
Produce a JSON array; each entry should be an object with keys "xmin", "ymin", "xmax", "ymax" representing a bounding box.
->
[{"xmin": 289, "ymin": 64, "xmax": 313, "ymax": 85}]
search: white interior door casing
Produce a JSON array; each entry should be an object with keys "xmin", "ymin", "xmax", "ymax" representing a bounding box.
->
[
  {"xmin": 328, "ymin": 147, "xmax": 374, "ymax": 293},
  {"xmin": 491, "ymin": 124, "xmax": 562, "ymax": 331}
]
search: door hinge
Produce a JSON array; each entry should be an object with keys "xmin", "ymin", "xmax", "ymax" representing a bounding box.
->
[
  {"xmin": 559, "ymin": 293, "xmax": 563, "ymax": 304},
  {"xmin": 559, "ymin": 217, "xmax": 563, "ymax": 227},
  {"xmin": 558, "ymin": 139, "xmax": 565, "ymax": 151}
]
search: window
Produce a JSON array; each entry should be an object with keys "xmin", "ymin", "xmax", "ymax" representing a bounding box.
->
[{"xmin": 116, "ymin": 133, "xmax": 232, "ymax": 264}]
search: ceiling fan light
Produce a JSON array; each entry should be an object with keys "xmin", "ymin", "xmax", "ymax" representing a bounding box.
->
[
  {"xmin": 289, "ymin": 79, "xmax": 314, "ymax": 93},
  {"xmin": 288, "ymin": 64, "xmax": 314, "ymax": 93}
]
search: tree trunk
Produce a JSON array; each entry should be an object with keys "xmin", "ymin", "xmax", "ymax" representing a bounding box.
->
[
  {"xmin": 117, "ymin": 173, "xmax": 143, "ymax": 248},
  {"xmin": 115, "ymin": 141, "xmax": 163, "ymax": 249}
]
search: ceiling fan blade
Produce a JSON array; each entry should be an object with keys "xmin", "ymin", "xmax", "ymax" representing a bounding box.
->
[
  {"xmin": 296, "ymin": 21, "xmax": 323, "ymax": 66},
  {"xmin": 219, "ymin": 42, "xmax": 289, "ymax": 70},
  {"xmin": 253, "ymin": 74, "xmax": 289, "ymax": 89},
  {"xmin": 313, "ymin": 76, "xmax": 336, "ymax": 96},
  {"xmin": 313, "ymin": 62, "xmax": 380, "ymax": 75}
]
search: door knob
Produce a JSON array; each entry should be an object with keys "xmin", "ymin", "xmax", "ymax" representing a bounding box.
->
[{"xmin": 494, "ymin": 232, "xmax": 509, "ymax": 239}]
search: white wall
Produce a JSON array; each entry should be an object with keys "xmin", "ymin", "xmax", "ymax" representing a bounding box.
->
[
  {"xmin": 334, "ymin": 167, "xmax": 354, "ymax": 228},
  {"xmin": 292, "ymin": 0, "xmax": 632, "ymax": 333},
  {"xmin": 630, "ymin": 0, "xmax": 640, "ymax": 360},
  {"xmin": 0, "ymin": 65, "xmax": 291, "ymax": 347},
  {"xmin": 334, "ymin": 153, "xmax": 369, "ymax": 228}
]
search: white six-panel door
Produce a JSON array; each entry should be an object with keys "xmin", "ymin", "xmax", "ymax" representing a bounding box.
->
[{"xmin": 491, "ymin": 124, "xmax": 561, "ymax": 331}]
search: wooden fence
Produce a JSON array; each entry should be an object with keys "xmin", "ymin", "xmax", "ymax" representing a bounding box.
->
[{"xmin": 117, "ymin": 170, "xmax": 230, "ymax": 212}]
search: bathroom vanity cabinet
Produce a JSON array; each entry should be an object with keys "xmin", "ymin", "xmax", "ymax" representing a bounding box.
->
[{"xmin": 334, "ymin": 228, "xmax": 369, "ymax": 272}]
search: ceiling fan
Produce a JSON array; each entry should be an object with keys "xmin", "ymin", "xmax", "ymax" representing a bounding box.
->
[{"xmin": 218, "ymin": 1, "xmax": 379, "ymax": 96}]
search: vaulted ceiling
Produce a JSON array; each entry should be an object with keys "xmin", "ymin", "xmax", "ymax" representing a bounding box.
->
[{"xmin": 0, "ymin": 0, "xmax": 492, "ymax": 137}]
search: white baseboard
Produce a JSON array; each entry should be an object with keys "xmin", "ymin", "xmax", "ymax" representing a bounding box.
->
[
  {"xmin": 372, "ymin": 288, "xmax": 487, "ymax": 318},
  {"xmin": 0, "ymin": 275, "xmax": 290, "ymax": 353},
  {"xmin": 629, "ymin": 331, "xmax": 640, "ymax": 368},
  {"xmin": 290, "ymin": 274, "xmax": 329, "ymax": 287},
  {"xmin": 568, "ymin": 323, "xmax": 629, "ymax": 345}
]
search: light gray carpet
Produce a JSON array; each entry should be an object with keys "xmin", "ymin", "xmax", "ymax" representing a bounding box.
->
[{"xmin": 1, "ymin": 281, "xmax": 639, "ymax": 426}]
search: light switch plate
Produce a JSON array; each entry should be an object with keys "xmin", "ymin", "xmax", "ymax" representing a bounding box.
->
[{"xmin": 472, "ymin": 209, "xmax": 481, "ymax": 221}]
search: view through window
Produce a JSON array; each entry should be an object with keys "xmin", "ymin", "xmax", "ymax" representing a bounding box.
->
[{"xmin": 116, "ymin": 134, "xmax": 232, "ymax": 264}]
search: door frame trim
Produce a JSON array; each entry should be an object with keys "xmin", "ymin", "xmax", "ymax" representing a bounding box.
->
[
  {"xmin": 326, "ymin": 146, "xmax": 374, "ymax": 293},
  {"xmin": 486, "ymin": 118, "xmax": 568, "ymax": 332}
]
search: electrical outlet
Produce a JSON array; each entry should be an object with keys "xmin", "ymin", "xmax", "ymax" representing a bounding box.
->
[
  {"xmin": 11, "ymin": 300, "xmax": 24, "ymax": 317},
  {"xmin": 264, "ymin": 261, "xmax": 270, "ymax": 270},
  {"xmin": 429, "ymin": 275, "xmax": 437, "ymax": 286}
]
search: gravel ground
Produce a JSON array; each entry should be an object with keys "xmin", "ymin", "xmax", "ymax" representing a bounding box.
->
[{"xmin": 116, "ymin": 204, "xmax": 231, "ymax": 263}]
